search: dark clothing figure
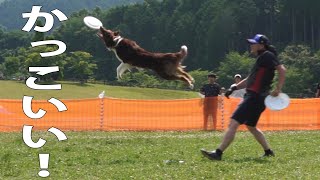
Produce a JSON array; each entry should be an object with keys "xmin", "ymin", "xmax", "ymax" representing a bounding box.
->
[
  {"xmin": 200, "ymin": 82, "xmax": 221, "ymax": 130},
  {"xmin": 232, "ymin": 50, "xmax": 281, "ymax": 126},
  {"xmin": 246, "ymin": 50, "xmax": 280, "ymax": 95}
]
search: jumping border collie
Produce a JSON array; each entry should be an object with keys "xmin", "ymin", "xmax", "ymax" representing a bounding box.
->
[{"xmin": 97, "ymin": 27, "xmax": 194, "ymax": 89}]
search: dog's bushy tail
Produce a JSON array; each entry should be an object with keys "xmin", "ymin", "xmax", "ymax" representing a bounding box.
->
[
  {"xmin": 180, "ymin": 45, "xmax": 188, "ymax": 57},
  {"xmin": 179, "ymin": 45, "xmax": 188, "ymax": 65}
]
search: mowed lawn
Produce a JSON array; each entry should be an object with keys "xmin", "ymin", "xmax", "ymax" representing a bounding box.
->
[
  {"xmin": 1, "ymin": 81, "xmax": 319, "ymax": 179},
  {"xmin": 0, "ymin": 131, "xmax": 319, "ymax": 179},
  {"xmin": 0, "ymin": 80, "xmax": 198, "ymax": 100}
]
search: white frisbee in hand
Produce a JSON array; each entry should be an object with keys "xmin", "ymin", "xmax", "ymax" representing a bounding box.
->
[
  {"xmin": 265, "ymin": 93, "xmax": 290, "ymax": 111},
  {"xmin": 83, "ymin": 16, "xmax": 103, "ymax": 30}
]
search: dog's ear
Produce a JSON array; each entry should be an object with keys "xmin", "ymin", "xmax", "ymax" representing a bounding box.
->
[{"xmin": 114, "ymin": 31, "xmax": 120, "ymax": 36}]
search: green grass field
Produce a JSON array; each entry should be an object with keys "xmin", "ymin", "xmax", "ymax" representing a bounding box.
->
[
  {"xmin": 1, "ymin": 80, "xmax": 319, "ymax": 179},
  {"xmin": 0, "ymin": 131, "xmax": 319, "ymax": 179},
  {"xmin": 0, "ymin": 80, "xmax": 198, "ymax": 100}
]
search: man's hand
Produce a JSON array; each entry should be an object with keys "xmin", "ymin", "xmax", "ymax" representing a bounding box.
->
[
  {"xmin": 270, "ymin": 88, "xmax": 280, "ymax": 97},
  {"xmin": 225, "ymin": 84, "xmax": 237, "ymax": 98}
]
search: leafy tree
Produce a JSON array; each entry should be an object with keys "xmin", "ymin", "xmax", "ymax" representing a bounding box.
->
[
  {"xmin": 1, "ymin": 0, "xmax": 320, "ymax": 96},
  {"xmin": 279, "ymin": 44, "xmax": 320, "ymax": 95},
  {"xmin": 0, "ymin": 30, "xmax": 31, "ymax": 50},
  {"xmin": 281, "ymin": 67, "xmax": 313, "ymax": 95},
  {"xmin": 64, "ymin": 51, "xmax": 97, "ymax": 84},
  {"xmin": 0, "ymin": 0, "xmax": 144, "ymax": 30},
  {"xmin": 117, "ymin": 69, "xmax": 213, "ymax": 90},
  {"xmin": 2, "ymin": 56, "xmax": 21, "ymax": 78},
  {"xmin": 217, "ymin": 52, "xmax": 254, "ymax": 88},
  {"xmin": 188, "ymin": 69, "xmax": 210, "ymax": 90},
  {"xmin": 32, "ymin": 20, "xmax": 45, "ymax": 42},
  {"xmin": 118, "ymin": 70, "xmax": 161, "ymax": 88},
  {"xmin": 2, "ymin": 46, "xmax": 67, "ymax": 81}
]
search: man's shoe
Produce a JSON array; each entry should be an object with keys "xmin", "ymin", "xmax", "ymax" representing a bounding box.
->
[
  {"xmin": 262, "ymin": 149, "xmax": 275, "ymax": 157},
  {"xmin": 200, "ymin": 149, "xmax": 222, "ymax": 160}
]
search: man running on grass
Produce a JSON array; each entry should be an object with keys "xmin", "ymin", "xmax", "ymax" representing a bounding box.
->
[{"xmin": 201, "ymin": 34, "xmax": 286, "ymax": 160}]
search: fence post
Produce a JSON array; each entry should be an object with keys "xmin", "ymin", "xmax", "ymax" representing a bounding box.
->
[
  {"xmin": 99, "ymin": 91, "xmax": 105, "ymax": 130},
  {"xmin": 220, "ymin": 95, "xmax": 225, "ymax": 130}
]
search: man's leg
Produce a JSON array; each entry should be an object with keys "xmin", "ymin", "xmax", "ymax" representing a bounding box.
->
[
  {"xmin": 208, "ymin": 115, "xmax": 214, "ymax": 130},
  {"xmin": 212, "ymin": 98, "xmax": 218, "ymax": 130},
  {"xmin": 201, "ymin": 119, "xmax": 240, "ymax": 160},
  {"xmin": 218, "ymin": 119, "xmax": 240, "ymax": 151},
  {"xmin": 247, "ymin": 125, "xmax": 274, "ymax": 156},
  {"xmin": 212, "ymin": 115, "xmax": 217, "ymax": 130},
  {"xmin": 203, "ymin": 99, "xmax": 209, "ymax": 130},
  {"xmin": 203, "ymin": 113, "xmax": 209, "ymax": 130}
]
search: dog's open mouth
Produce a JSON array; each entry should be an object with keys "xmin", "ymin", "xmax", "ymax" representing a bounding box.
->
[
  {"xmin": 97, "ymin": 30, "xmax": 112, "ymax": 51},
  {"xmin": 96, "ymin": 31, "xmax": 103, "ymax": 39},
  {"xmin": 96, "ymin": 30, "xmax": 106, "ymax": 45}
]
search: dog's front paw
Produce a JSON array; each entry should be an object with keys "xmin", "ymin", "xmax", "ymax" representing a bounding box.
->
[{"xmin": 189, "ymin": 84, "xmax": 194, "ymax": 90}]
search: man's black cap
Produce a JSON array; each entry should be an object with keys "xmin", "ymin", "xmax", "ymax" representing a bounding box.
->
[{"xmin": 207, "ymin": 73, "xmax": 217, "ymax": 78}]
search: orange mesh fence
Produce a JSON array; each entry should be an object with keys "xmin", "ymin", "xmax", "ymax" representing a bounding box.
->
[
  {"xmin": 104, "ymin": 98, "xmax": 205, "ymax": 130},
  {"xmin": 0, "ymin": 99, "xmax": 101, "ymax": 132},
  {"xmin": 0, "ymin": 97, "xmax": 319, "ymax": 132}
]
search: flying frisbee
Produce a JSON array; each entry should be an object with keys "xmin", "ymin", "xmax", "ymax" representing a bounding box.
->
[
  {"xmin": 264, "ymin": 93, "xmax": 290, "ymax": 111},
  {"xmin": 83, "ymin": 16, "xmax": 103, "ymax": 30}
]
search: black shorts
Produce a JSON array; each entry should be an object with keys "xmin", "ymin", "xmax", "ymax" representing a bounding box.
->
[{"xmin": 231, "ymin": 91, "xmax": 266, "ymax": 127}]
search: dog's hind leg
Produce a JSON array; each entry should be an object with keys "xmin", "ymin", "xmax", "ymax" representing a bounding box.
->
[
  {"xmin": 117, "ymin": 63, "xmax": 133, "ymax": 79},
  {"xmin": 177, "ymin": 67, "xmax": 195, "ymax": 83},
  {"xmin": 173, "ymin": 74, "xmax": 194, "ymax": 89},
  {"xmin": 116, "ymin": 63, "xmax": 127, "ymax": 80},
  {"xmin": 179, "ymin": 75, "xmax": 194, "ymax": 89},
  {"xmin": 116, "ymin": 63, "xmax": 123, "ymax": 80},
  {"xmin": 157, "ymin": 70, "xmax": 193, "ymax": 89}
]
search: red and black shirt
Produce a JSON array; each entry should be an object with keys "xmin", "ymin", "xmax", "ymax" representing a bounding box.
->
[{"xmin": 246, "ymin": 50, "xmax": 280, "ymax": 95}]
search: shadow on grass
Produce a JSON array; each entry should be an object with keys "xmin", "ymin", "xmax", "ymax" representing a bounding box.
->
[{"xmin": 231, "ymin": 157, "xmax": 273, "ymax": 164}]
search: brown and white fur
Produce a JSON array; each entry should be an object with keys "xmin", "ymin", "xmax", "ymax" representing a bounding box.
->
[{"xmin": 97, "ymin": 27, "xmax": 194, "ymax": 89}]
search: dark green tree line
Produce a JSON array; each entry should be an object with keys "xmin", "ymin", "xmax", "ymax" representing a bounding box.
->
[{"xmin": 0, "ymin": 0, "xmax": 319, "ymax": 95}]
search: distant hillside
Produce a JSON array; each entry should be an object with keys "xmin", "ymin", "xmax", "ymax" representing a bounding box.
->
[{"xmin": 0, "ymin": 0, "xmax": 143, "ymax": 30}]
